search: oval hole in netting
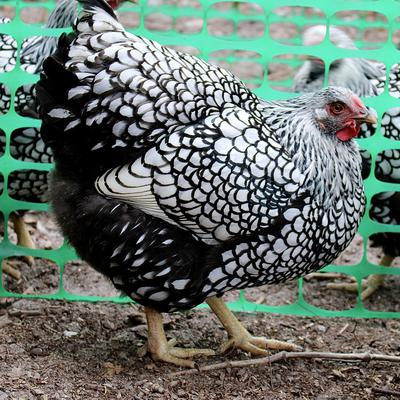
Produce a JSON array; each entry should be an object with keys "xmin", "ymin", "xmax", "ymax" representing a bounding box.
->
[
  {"xmin": 0, "ymin": 128, "xmax": 5, "ymax": 157},
  {"xmin": 328, "ymin": 59, "xmax": 385, "ymax": 97},
  {"xmin": 0, "ymin": 173, "xmax": 3, "ymax": 197},
  {"xmin": 207, "ymin": 2, "xmax": 266, "ymax": 39},
  {"xmin": 0, "ymin": 33, "xmax": 16, "ymax": 73},
  {"xmin": 362, "ymin": 272, "xmax": 400, "ymax": 312},
  {"xmin": 269, "ymin": 54, "xmax": 324, "ymax": 93},
  {"xmin": 10, "ymin": 128, "xmax": 52, "ymax": 164},
  {"xmin": 393, "ymin": 17, "xmax": 400, "ymax": 48},
  {"xmin": 245, "ymin": 281, "xmax": 298, "ymax": 306},
  {"xmin": 2, "ymin": 256, "xmax": 59, "ymax": 295},
  {"xmin": 0, "ymin": 211, "xmax": 4, "ymax": 244},
  {"xmin": 388, "ymin": 64, "xmax": 400, "ymax": 98},
  {"xmin": 7, "ymin": 169, "xmax": 48, "ymax": 204},
  {"xmin": 0, "ymin": 83, "xmax": 10, "ymax": 114},
  {"xmin": 147, "ymin": 0, "xmax": 202, "ymax": 8},
  {"xmin": 367, "ymin": 233, "xmax": 400, "ymax": 265},
  {"xmin": 331, "ymin": 11, "xmax": 389, "ymax": 50},
  {"xmin": 375, "ymin": 150, "xmax": 400, "ymax": 183},
  {"xmin": 209, "ymin": 49, "xmax": 264, "ymax": 90},
  {"xmin": 175, "ymin": 15, "xmax": 203, "ymax": 35},
  {"xmin": 358, "ymin": 148, "xmax": 372, "ymax": 180},
  {"xmin": 381, "ymin": 108, "xmax": 400, "ymax": 140},
  {"xmin": 119, "ymin": 11, "xmax": 140, "ymax": 30},
  {"xmin": 7, "ymin": 210, "xmax": 63, "ymax": 250},
  {"xmin": 145, "ymin": 12, "xmax": 173, "ymax": 32},
  {"xmin": 15, "ymin": 84, "xmax": 38, "ymax": 117},
  {"xmin": 63, "ymin": 260, "xmax": 119, "ymax": 298},
  {"xmin": 269, "ymin": 6, "xmax": 326, "ymax": 46},
  {"xmin": 20, "ymin": 6, "xmax": 49, "ymax": 25},
  {"xmin": 369, "ymin": 192, "xmax": 400, "ymax": 225},
  {"xmin": 302, "ymin": 274, "xmax": 358, "ymax": 311},
  {"xmin": 0, "ymin": 5, "xmax": 15, "ymax": 21}
]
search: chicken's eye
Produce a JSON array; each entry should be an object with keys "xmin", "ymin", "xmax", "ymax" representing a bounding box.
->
[{"xmin": 330, "ymin": 102, "xmax": 346, "ymax": 115}]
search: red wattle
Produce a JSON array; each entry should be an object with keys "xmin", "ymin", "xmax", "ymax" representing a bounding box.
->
[{"xmin": 336, "ymin": 123, "xmax": 360, "ymax": 142}]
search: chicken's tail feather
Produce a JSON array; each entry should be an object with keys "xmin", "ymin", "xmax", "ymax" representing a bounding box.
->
[{"xmin": 77, "ymin": 0, "xmax": 116, "ymax": 18}]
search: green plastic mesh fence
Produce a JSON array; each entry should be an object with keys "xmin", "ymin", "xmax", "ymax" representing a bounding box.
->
[{"xmin": 0, "ymin": 0, "xmax": 399, "ymax": 318}]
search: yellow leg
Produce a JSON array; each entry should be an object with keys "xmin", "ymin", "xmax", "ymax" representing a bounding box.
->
[
  {"xmin": 327, "ymin": 254, "xmax": 394, "ymax": 300},
  {"xmin": 10, "ymin": 214, "xmax": 35, "ymax": 266},
  {"xmin": 142, "ymin": 306, "xmax": 215, "ymax": 368},
  {"xmin": 206, "ymin": 296, "xmax": 301, "ymax": 356},
  {"xmin": 1, "ymin": 260, "xmax": 22, "ymax": 280}
]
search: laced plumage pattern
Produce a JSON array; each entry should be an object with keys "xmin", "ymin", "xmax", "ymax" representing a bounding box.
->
[{"xmin": 36, "ymin": 1, "xmax": 367, "ymax": 313}]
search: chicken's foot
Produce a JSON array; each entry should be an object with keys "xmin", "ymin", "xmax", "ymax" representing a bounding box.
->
[
  {"xmin": 206, "ymin": 296, "xmax": 301, "ymax": 356},
  {"xmin": 327, "ymin": 254, "xmax": 394, "ymax": 300},
  {"xmin": 141, "ymin": 306, "xmax": 215, "ymax": 368}
]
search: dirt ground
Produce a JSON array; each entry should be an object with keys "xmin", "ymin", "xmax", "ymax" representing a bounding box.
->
[
  {"xmin": 1, "ymin": 2, "xmax": 400, "ymax": 399},
  {"xmin": 0, "ymin": 300, "xmax": 400, "ymax": 400}
]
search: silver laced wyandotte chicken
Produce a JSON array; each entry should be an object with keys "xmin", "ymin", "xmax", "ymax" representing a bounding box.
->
[
  {"xmin": 0, "ymin": 0, "xmax": 122, "ymax": 279},
  {"xmin": 36, "ymin": 0, "xmax": 375, "ymax": 368},
  {"xmin": 294, "ymin": 25, "xmax": 400, "ymax": 300}
]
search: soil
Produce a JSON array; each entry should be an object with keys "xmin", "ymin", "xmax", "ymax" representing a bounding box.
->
[{"xmin": 1, "ymin": 3, "xmax": 400, "ymax": 400}]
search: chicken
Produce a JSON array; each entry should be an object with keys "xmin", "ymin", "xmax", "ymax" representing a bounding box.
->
[
  {"xmin": 36, "ymin": 0, "xmax": 374, "ymax": 367},
  {"xmin": 293, "ymin": 25, "xmax": 400, "ymax": 300},
  {"xmin": 0, "ymin": 0, "xmax": 123, "ymax": 278}
]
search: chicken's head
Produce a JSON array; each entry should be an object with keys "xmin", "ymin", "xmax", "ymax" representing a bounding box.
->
[{"xmin": 312, "ymin": 87, "xmax": 376, "ymax": 142}]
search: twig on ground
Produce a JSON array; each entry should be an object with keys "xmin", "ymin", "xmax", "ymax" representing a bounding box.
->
[
  {"xmin": 338, "ymin": 323, "xmax": 349, "ymax": 335},
  {"xmin": 372, "ymin": 387, "xmax": 400, "ymax": 397},
  {"xmin": 169, "ymin": 351, "xmax": 400, "ymax": 377},
  {"xmin": 8, "ymin": 309, "xmax": 43, "ymax": 317}
]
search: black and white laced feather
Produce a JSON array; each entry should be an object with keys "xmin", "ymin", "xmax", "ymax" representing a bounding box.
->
[{"xmin": 37, "ymin": 0, "xmax": 365, "ymax": 311}]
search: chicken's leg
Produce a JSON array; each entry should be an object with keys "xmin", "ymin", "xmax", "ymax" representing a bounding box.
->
[
  {"xmin": 142, "ymin": 306, "xmax": 215, "ymax": 368},
  {"xmin": 206, "ymin": 296, "xmax": 301, "ymax": 355},
  {"xmin": 1, "ymin": 213, "xmax": 33, "ymax": 280},
  {"xmin": 1, "ymin": 260, "xmax": 22, "ymax": 280},
  {"xmin": 326, "ymin": 254, "xmax": 393, "ymax": 300},
  {"xmin": 10, "ymin": 213, "xmax": 35, "ymax": 266}
]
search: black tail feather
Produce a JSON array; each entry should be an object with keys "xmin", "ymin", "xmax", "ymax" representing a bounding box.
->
[{"xmin": 77, "ymin": 0, "xmax": 116, "ymax": 18}]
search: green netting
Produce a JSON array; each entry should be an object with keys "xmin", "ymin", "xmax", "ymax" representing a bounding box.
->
[{"xmin": 0, "ymin": 0, "xmax": 399, "ymax": 318}]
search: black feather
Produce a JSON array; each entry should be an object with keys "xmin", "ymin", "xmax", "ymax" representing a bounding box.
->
[{"xmin": 77, "ymin": 0, "xmax": 116, "ymax": 17}]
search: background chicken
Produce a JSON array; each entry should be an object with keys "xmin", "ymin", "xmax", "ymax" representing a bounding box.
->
[
  {"xmin": 36, "ymin": 0, "xmax": 373, "ymax": 367},
  {"xmin": 294, "ymin": 25, "xmax": 400, "ymax": 299}
]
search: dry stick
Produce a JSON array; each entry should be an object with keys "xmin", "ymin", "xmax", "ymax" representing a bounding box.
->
[
  {"xmin": 169, "ymin": 351, "xmax": 400, "ymax": 377},
  {"xmin": 372, "ymin": 387, "xmax": 400, "ymax": 397}
]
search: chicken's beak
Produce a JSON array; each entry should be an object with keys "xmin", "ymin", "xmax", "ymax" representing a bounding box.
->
[{"xmin": 354, "ymin": 109, "xmax": 377, "ymax": 125}]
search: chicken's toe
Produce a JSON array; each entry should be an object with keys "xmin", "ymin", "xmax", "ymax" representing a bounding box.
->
[
  {"xmin": 221, "ymin": 333, "xmax": 301, "ymax": 355},
  {"xmin": 327, "ymin": 275, "xmax": 384, "ymax": 301}
]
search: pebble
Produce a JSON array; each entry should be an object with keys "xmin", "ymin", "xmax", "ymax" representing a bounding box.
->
[
  {"xmin": 152, "ymin": 384, "xmax": 165, "ymax": 394},
  {"xmin": 102, "ymin": 320, "xmax": 115, "ymax": 330},
  {"xmin": 30, "ymin": 347, "xmax": 45, "ymax": 356},
  {"xmin": 63, "ymin": 330, "xmax": 78, "ymax": 337}
]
